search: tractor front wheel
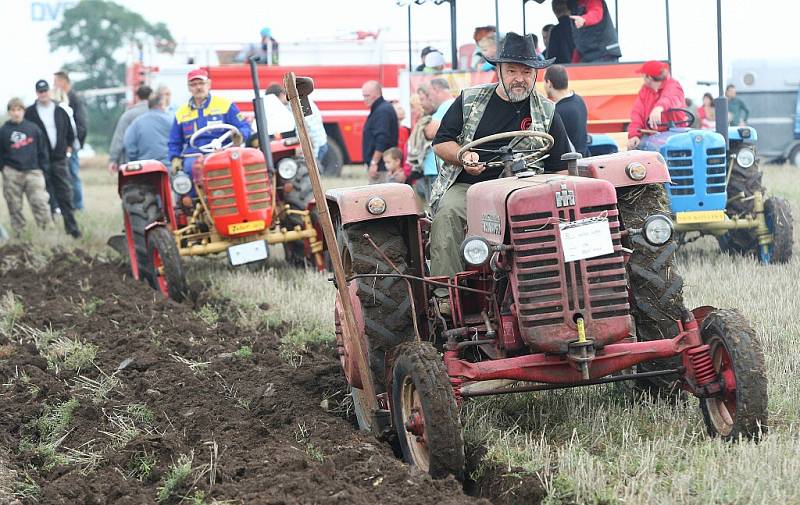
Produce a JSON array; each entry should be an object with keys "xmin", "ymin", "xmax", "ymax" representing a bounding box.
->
[
  {"xmin": 391, "ymin": 342, "xmax": 464, "ymax": 480},
  {"xmin": 146, "ymin": 226, "xmax": 187, "ymax": 302},
  {"xmin": 699, "ymin": 310, "xmax": 767, "ymax": 441},
  {"xmin": 763, "ymin": 196, "xmax": 793, "ymax": 264}
]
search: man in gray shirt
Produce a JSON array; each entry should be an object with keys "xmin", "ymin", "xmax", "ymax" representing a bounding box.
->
[
  {"xmin": 108, "ymin": 85, "xmax": 152, "ymax": 172},
  {"xmin": 123, "ymin": 90, "xmax": 172, "ymax": 166}
]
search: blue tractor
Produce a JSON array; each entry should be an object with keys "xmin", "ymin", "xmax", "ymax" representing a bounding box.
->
[{"xmin": 635, "ymin": 108, "xmax": 793, "ymax": 264}]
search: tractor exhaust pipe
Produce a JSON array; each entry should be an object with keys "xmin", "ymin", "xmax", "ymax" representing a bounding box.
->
[
  {"xmin": 248, "ymin": 56, "xmax": 275, "ymax": 172},
  {"xmin": 714, "ymin": 96, "xmax": 729, "ymax": 148}
]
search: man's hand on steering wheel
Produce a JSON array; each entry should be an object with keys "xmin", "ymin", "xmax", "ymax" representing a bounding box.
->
[{"xmin": 461, "ymin": 151, "xmax": 486, "ymax": 175}]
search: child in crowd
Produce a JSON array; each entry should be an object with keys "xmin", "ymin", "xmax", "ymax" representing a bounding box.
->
[
  {"xmin": 382, "ymin": 147, "xmax": 407, "ymax": 184},
  {"xmin": 0, "ymin": 98, "xmax": 52, "ymax": 235}
]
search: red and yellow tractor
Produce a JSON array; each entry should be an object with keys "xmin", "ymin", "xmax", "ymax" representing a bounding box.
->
[{"xmin": 114, "ymin": 66, "xmax": 325, "ymax": 301}]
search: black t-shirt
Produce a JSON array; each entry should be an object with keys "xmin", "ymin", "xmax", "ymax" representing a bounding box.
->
[
  {"xmin": 433, "ymin": 89, "xmax": 571, "ymax": 184},
  {"xmin": 555, "ymin": 92, "xmax": 589, "ymax": 157}
]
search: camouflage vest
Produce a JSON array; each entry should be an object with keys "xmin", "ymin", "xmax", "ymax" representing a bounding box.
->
[{"xmin": 428, "ymin": 83, "xmax": 556, "ymax": 210}]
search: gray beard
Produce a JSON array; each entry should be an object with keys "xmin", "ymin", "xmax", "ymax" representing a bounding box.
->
[{"xmin": 507, "ymin": 87, "xmax": 531, "ymax": 102}]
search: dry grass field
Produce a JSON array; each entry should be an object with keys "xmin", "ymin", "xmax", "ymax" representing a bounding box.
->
[{"xmin": 1, "ymin": 158, "xmax": 799, "ymax": 504}]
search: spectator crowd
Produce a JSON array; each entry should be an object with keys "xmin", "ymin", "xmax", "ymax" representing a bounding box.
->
[{"xmin": 1, "ymin": 5, "xmax": 756, "ymax": 240}]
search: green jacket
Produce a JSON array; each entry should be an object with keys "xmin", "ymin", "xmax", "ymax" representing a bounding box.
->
[{"xmin": 428, "ymin": 83, "xmax": 555, "ymax": 210}]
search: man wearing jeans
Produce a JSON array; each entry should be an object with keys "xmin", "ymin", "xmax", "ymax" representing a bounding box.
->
[
  {"xmin": 53, "ymin": 71, "xmax": 87, "ymax": 210},
  {"xmin": 24, "ymin": 79, "xmax": 81, "ymax": 238}
]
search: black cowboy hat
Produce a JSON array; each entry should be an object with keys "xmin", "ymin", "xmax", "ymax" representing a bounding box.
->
[{"xmin": 485, "ymin": 32, "xmax": 555, "ymax": 69}]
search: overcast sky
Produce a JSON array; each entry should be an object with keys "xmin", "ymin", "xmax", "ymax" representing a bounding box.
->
[{"xmin": 1, "ymin": 0, "xmax": 796, "ymax": 106}]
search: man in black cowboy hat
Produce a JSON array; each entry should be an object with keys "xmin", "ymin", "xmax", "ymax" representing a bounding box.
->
[{"xmin": 428, "ymin": 32, "xmax": 573, "ymax": 315}]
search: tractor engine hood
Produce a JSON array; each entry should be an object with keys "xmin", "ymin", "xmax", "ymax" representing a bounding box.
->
[
  {"xmin": 467, "ymin": 174, "xmax": 632, "ymax": 353},
  {"xmin": 466, "ymin": 174, "xmax": 616, "ymax": 242}
]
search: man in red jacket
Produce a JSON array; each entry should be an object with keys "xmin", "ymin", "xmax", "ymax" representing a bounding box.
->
[{"xmin": 627, "ymin": 61, "xmax": 685, "ymax": 150}]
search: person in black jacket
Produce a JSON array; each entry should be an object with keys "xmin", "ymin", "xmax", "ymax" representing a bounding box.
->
[
  {"xmin": 361, "ymin": 80, "xmax": 398, "ymax": 184},
  {"xmin": 568, "ymin": 0, "xmax": 621, "ymax": 63},
  {"xmin": 544, "ymin": 64, "xmax": 589, "ymax": 156},
  {"xmin": 54, "ymin": 71, "xmax": 87, "ymax": 210},
  {"xmin": 24, "ymin": 79, "xmax": 81, "ymax": 238},
  {"xmin": 0, "ymin": 98, "xmax": 52, "ymax": 233},
  {"xmin": 545, "ymin": 1, "xmax": 576, "ymax": 64}
]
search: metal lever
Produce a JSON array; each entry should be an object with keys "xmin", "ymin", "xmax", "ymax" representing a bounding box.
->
[{"xmin": 561, "ymin": 152, "xmax": 583, "ymax": 176}]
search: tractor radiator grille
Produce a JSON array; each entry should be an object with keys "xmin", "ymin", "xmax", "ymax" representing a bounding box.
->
[
  {"xmin": 705, "ymin": 148, "xmax": 727, "ymax": 194},
  {"xmin": 243, "ymin": 163, "xmax": 271, "ymax": 212},
  {"xmin": 206, "ymin": 167, "xmax": 237, "ymax": 217},
  {"xmin": 666, "ymin": 149, "xmax": 694, "ymax": 195},
  {"xmin": 510, "ymin": 204, "xmax": 628, "ymax": 332}
]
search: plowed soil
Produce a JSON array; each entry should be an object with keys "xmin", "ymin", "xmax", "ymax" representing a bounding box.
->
[{"xmin": 0, "ymin": 245, "xmax": 498, "ymax": 504}]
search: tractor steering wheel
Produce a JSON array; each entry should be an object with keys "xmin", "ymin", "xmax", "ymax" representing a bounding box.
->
[
  {"xmin": 665, "ymin": 108, "xmax": 696, "ymax": 129},
  {"xmin": 457, "ymin": 130, "xmax": 555, "ymax": 177},
  {"xmin": 189, "ymin": 124, "xmax": 243, "ymax": 154}
]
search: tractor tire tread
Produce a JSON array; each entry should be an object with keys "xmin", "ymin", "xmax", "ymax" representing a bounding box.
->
[
  {"xmin": 147, "ymin": 225, "xmax": 187, "ymax": 302},
  {"xmin": 618, "ymin": 184, "xmax": 686, "ymax": 396},
  {"xmin": 339, "ymin": 220, "xmax": 414, "ymax": 390}
]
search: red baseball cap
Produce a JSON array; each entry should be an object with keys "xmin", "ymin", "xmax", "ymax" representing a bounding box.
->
[
  {"xmin": 187, "ymin": 68, "xmax": 209, "ymax": 82},
  {"xmin": 636, "ymin": 60, "xmax": 668, "ymax": 78}
]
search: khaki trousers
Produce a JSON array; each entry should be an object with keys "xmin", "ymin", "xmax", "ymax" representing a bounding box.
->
[
  {"xmin": 430, "ymin": 183, "xmax": 469, "ymax": 296},
  {"xmin": 1, "ymin": 167, "xmax": 52, "ymax": 233}
]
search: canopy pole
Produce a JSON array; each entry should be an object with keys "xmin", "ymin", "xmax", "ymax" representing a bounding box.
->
[
  {"xmin": 522, "ymin": 0, "xmax": 527, "ymax": 35},
  {"xmin": 665, "ymin": 0, "xmax": 672, "ymax": 67},
  {"xmin": 495, "ymin": 0, "xmax": 500, "ymax": 35},
  {"xmin": 716, "ymin": 0, "xmax": 724, "ymax": 97},
  {"xmin": 449, "ymin": 0, "xmax": 458, "ymax": 69},
  {"xmin": 407, "ymin": 5, "xmax": 412, "ymax": 71},
  {"xmin": 614, "ymin": 0, "xmax": 619, "ymax": 35}
]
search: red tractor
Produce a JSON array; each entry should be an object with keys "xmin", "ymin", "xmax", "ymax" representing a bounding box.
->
[
  {"xmin": 323, "ymin": 130, "xmax": 768, "ymax": 479},
  {"xmin": 114, "ymin": 63, "xmax": 325, "ymax": 301}
]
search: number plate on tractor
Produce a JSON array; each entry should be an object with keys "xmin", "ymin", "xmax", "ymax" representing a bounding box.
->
[
  {"xmin": 228, "ymin": 220, "xmax": 266, "ymax": 235},
  {"xmin": 559, "ymin": 218, "xmax": 614, "ymax": 263},
  {"xmin": 228, "ymin": 240, "xmax": 268, "ymax": 266},
  {"xmin": 675, "ymin": 210, "xmax": 726, "ymax": 224}
]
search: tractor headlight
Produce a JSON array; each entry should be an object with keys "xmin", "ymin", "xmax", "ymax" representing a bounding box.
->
[
  {"xmin": 736, "ymin": 147, "xmax": 755, "ymax": 168},
  {"xmin": 643, "ymin": 214, "xmax": 674, "ymax": 246},
  {"xmin": 366, "ymin": 196, "xmax": 387, "ymax": 215},
  {"xmin": 460, "ymin": 236, "xmax": 491, "ymax": 267},
  {"xmin": 277, "ymin": 158, "xmax": 299, "ymax": 179},
  {"xmin": 625, "ymin": 162, "xmax": 647, "ymax": 181},
  {"xmin": 171, "ymin": 172, "xmax": 193, "ymax": 195}
]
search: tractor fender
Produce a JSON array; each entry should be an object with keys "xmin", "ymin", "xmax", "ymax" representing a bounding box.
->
[
  {"xmin": 691, "ymin": 305, "xmax": 719, "ymax": 327},
  {"xmin": 326, "ymin": 183, "xmax": 420, "ymax": 226},
  {"xmin": 118, "ymin": 160, "xmax": 176, "ymax": 228},
  {"xmin": 577, "ymin": 150, "xmax": 671, "ymax": 188}
]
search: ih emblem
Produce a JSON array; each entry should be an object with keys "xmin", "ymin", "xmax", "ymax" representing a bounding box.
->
[{"xmin": 555, "ymin": 183, "xmax": 575, "ymax": 208}]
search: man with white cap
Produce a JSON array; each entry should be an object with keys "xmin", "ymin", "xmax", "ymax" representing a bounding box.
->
[{"xmin": 167, "ymin": 68, "xmax": 251, "ymax": 176}]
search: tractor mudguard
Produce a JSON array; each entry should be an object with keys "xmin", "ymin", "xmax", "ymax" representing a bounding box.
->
[
  {"xmin": 326, "ymin": 183, "xmax": 419, "ymax": 226},
  {"xmin": 118, "ymin": 160, "xmax": 176, "ymax": 228},
  {"xmin": 692, "ymin": 305, "xmax": 719, "ymax": 327},
  {"xmin": 577, "ymin": 150, "xmax": 670, "ymax": 188}
]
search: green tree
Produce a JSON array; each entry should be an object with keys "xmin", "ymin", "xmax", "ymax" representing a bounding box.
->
[{"xmin": 49, "ymin": 0, "xmax": 174, "ymax": 152}]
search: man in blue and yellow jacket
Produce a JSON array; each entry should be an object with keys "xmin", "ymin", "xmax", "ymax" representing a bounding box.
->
[{"xmin": 168, "ymin": 68, "xmax": 251, "ymax": 175}]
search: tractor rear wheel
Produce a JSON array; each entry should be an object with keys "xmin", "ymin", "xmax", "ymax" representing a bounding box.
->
[
  {"xmin": 699, "ymin": 310, "xmax": 767, "ymax": 441},
  {"xmin": 146, "ymin": 225, "xmax": 187, "ymax": 302},
  {"xmin": 391, "ymin": 342, "xmax": 464, "ymax": 480},
  {"xmin": 336, "ymin": 219, "xmax": 415, "ymax": 391},
  {"xmin": 618, "ymin": 184, "xmax": 686, "ymax": 396},
  {"xmin": 121, "ymin": 183, "xmax": 163, "ymax": 282}
]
